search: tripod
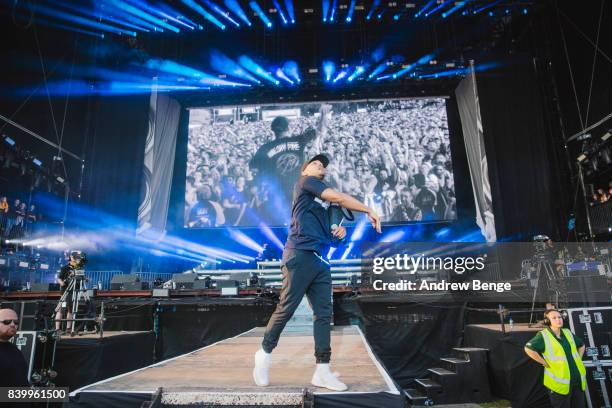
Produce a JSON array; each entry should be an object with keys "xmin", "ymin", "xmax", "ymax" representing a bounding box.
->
[
  {"xmin": 54, "ymin": 272, "xmax": 96, "ymax": 336},
  {"xmin": 528, "ymin": 255, "xmax": 564, "ymax": 326}
]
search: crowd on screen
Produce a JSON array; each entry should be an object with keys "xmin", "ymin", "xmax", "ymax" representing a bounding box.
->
[
  {"xmin": 0, "ymin": 196, "xmax": 38, "ymax": 240},
  {"xmin": 185, "ymin": 99, "xmax": 456, "ymax": 227}
]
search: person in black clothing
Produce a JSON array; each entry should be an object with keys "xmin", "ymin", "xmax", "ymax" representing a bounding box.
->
[
  {"xmin": 413, "ymin": 173, "xmax": 436, "ymax": 220},
  {"xmin": 0, "ymin": 308, "xmax": 29, "ymax": 386},
  {"xmin": 249, "ymin": 105, "xmax": 330, "ymax": 222},
  {"xmin": 253, "ymin": 154, "xmax": 381, "ymax": 392},
  {"xmin": 55, "ymin": 255, "xmax": 79, "ymax": 331}
]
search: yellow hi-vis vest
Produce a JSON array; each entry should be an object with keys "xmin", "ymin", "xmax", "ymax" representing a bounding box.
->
[{"xmin": 541, "ymin": 328, "xmax": 586, "ymax": 395}]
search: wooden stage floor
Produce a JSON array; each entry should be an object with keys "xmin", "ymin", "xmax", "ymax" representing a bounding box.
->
[{"xmin": 69, "ymin": 325, "xmax": 403, "ymax": 407}]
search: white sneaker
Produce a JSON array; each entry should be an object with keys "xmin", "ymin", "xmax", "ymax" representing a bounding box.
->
[
  {"xmin": 311, "ymin": 363, "xmax": 348, "ymax": 391},
  {"xmin": 253, "ymin": 349, "xmax": 271, "ymax": 386}
]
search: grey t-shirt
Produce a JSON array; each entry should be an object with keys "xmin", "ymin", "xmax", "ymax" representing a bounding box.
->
[{"xmin": 285, "ymin": 176, "xmax": 331, "ymax": 254}]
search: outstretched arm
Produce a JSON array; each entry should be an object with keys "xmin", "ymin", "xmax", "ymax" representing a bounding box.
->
[{"xmin": 320, "ymin": 188, "xmax": 381, "ymax": 233}]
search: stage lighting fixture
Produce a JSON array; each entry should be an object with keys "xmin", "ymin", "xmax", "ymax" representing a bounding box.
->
[
  {"xmin": 32, "ymin": 158, "xmax": 42, "ymax": 167},
  {"xmin": 322, "ymin": 61, "xmax": 335, "ymax": 82},
  {"xmin": 2, "ymin": 135, "xmax": 15, "ymax": 146},
  {"xmin": 346, "ymin": 0, "xmax": 355, "ymax": 22},
  {"xmin": 249, "ymin": 1, "xmax": 273, "ymax": 27},
  {"xmin": 415, "ymin": 0, "xmax": 436, "ymax": 18}
]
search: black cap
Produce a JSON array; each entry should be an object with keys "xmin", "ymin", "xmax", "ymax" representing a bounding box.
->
[{"xmin": 307, "ymin": 154, "xmax": 330, "ymax": 168}]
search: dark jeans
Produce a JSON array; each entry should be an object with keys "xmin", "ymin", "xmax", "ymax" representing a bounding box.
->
[
  {"xmin": 548, "ymin": 385, "xmax": 586, "ymax": 408},
  {"xmin": 262, "ymin": 248, "xmax": 332, "ymax": 363}
]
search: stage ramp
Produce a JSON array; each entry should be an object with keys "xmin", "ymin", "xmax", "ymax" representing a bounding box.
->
[{"xmin": 67, "ymin": 325, "xmax": 403, "ymax": 408}]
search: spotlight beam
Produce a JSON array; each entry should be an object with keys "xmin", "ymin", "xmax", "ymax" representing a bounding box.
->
[
  {"xmin": 239, "ymin": 55, "xmax": 279, "ymax": 85},
  {"xmin": 284, "ymin": 0, "xmax": 295, "ymax": 23},
  {"xmin": 442, "ymin": 1, "xmax": 466, "ymax": 18},
  {"xmin": 272, "ymin": 0, "xmax": 288, "ymax": 24},
  {"xmin": 203, "ymin": 0, "xmax": 241, "ymax": 27},
  {"xmin": 415, "ymin": 0, "xmax": 436, "ymax": 17},
  {"xmin": 225, "ymin": 0, "xmax": 252, "ymax": 26},
  {"xmin": 346, "ymin": 0, "xmax": 355, "ymax": 22},
  {"xmin": 21, "ymin": 3, "xmax": 136, "ymax": 36},
  {"xmin": 181, "ymin": 0, "xmax": 226, "ymax": 30},
  {"xmin": 108, "ymin": 0, "xmax": 181, "ymax": 32},
  {"xmin": 366, "ymin": 0, "xmax": 381, "ymax": 20},
  {"xmin": 249, "ymin": 1, "xmax": 272, "ymax": 28},
  {"xmin": 424, "ymin": 0, "xmax": 453, "ymax": 17}
]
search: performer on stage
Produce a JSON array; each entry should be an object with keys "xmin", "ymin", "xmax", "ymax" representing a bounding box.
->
[{"xmin": 253, "ymin": 153, "xmax": 381, "ymax": 391}]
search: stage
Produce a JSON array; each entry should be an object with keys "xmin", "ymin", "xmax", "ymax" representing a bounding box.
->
[{"xmin": 67, "ymin": 325, "xmax": 404, "ymax": 408}]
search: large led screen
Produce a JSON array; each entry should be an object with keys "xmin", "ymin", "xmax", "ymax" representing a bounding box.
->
[{"xmin": 185, "ymin": 98, "xmax": 455, "ymax": 228}]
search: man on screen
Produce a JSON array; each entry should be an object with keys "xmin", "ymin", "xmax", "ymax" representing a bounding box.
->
[
  {"xmin": 249, "ymin": 105, "xmax": 331, "ymax": 222},
  {"xmin": 253, "ymin": 154, "xmax": 381, "ymax": 392}
]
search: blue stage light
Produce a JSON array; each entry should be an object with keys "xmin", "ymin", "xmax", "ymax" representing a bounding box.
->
[
  {"xmin": 473, "ymin": 0, "xmax": 503, "ymax": 15},
  {"xmin": 419, "ymin": 62, "xmax": 500, "ymax": 79},
  {"xmin": 49, "ymin": 0, "xmax": 151, "ymax": 32},
  {"xmin": 379, "ymin": 229, "xmax": 406, "ymax": 243},
  {"xmin": 259, "ymin": 223, "xmax": 285, "ymax": 251},
  {"xmin": 435, "ymin": 227, "xmax": 451, "ymax": 239},
  {"xmin": 332, "ymin": 70, "xmax": 347, "ymax": 83},
  {"xmin": 347, "ymin": 66, "xmax": 365, "ymax": 82},
  {"xmin": 117, "ymin": 0, "xmax": 195, "ymax": 30},
  {"xmin": 276, "ymin": 68, "xmax": 294, "ymax": 84},
  {"xmin": 322, "ymin": 0, "xmax": 330, "ymax": 22},
  {"xmin": 249, "ymin": 1, "xmax": 273, "ymax": 28},
  {"xmin": 282, "ymin": 61, "xmax": 301, "ymax": 83},
  {"xmin": 108, "ymin": 0, "xmax": 181, "ymax": 32},
  {"xmin": 284, "ymin": 0, "xmax": 295, "ymax": 23},
  {"xmin": 366, "ymin": 0, "xmax": 381, "ymax": 20},
  {"xmin": 225, "ymin": 0, "xmax": 252, "ymax": 26},
  {"xmin": 329, "ymin": 0, "xmax": 337, "ymax": 22},
  {"xmin": 346, "ymin": 0, "xmax": 355, "ymax": 22},
  {"xmin": 181, "ymin": 0, "xmax": 226, "ymax": 30},
  {"xmin": 202, "ymin": 0, "xmax": 241, "ymax": 27},
  {"xmin": 340, "ymin": 242, "xmax": 354, "ymax": 260},
  {"xmin": 368, "ymin": 62, "xmax": 388, "ymax": 79},
  {"xmin": 227, "ymin": 228, "xmax": 264, "ymax": 253},
  {"xmin": 144, "ymin": 58, "xmax": 249, "ymax": 86},
  {"xmin": 327, "ymin": 247, "xmax": 337, "ymax": 259},
  {"xmin": 210, "ymin": 50, "xmax": 260, "ymax": 83},
  {"xmin": 350, "ymin": 217, "xmax": 368, "ymax": 242},
  {"xmin": 20, "ymin": 3, "xmax": 137, "ymax": 36},
  {"xmin": 239, "ymin": 55, "xmax": 279, "ymax": 85},
  {"xmin": 272, "ymin": 0, "xmax": 288, "ymax": 24},
  {"xmin": 442, "ymin": 1, "xmax": 467, "ymax": 18},
  {"xmin": 322, "ymin": 60, "xmax": 335, "ymax": 82},
  {"xmin": 424, "ymin": 0, "xmax": 453, "ymax": 17},
  {"xmin": 415, "ymin": 0, "xmax": 436, "ymax": 17}
]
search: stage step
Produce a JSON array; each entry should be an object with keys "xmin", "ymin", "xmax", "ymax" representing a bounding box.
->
[
  {"xmin": 403, "ymin": 387, "xmax": 431, "ymax": 406},
  {"xmin": 439, "ymin": 357, "xmax": 470, "ymax": 373}
]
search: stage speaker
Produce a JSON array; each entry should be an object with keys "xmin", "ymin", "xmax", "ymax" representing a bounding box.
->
[
  {"xmin": 110, "ymin": 274, "xmax": 140, "ymax": 290},
  {"xmin": 565, "ymin": 276, "xmax": 609, "ymax": 306},
  {"xmin": 30, "ymin": 283, "xmax": 60, "ymax": 292},
  {"xmin": 172, "ymin": 273, "xmax": 197, "ymax": 290},
  {"xmin": 216, "ymin": 280, "xmax": 239, "ymax": 288},
  {"xmin": 122, "ymin": 281, "xmax": 147, "ymax": 290},
  {"xmin": 193, "ymin": 279, "xmax": 209, "ymax": 290}
]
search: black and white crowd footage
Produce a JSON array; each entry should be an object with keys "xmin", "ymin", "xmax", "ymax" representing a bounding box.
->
[{"xmin": 186, "ymin": 98, "xmax": 456, "ymax": 228}]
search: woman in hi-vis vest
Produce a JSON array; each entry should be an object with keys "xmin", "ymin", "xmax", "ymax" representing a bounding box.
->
[{"xmin": 524, "ymin": 309, "xmax": 587, "ymax": 408}]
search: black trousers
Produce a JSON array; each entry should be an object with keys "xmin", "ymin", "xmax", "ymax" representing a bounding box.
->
[
  {"xmin": 548, "ymin": 385, "xmax": 586, "ymax": 408},
  {"xmin": 262, "ymin": 248, "xmax": 332, "ymax": 363}
]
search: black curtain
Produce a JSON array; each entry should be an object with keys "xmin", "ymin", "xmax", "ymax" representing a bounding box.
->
[
  {"xmin": 81, "ymin": 95, "xmax": 149, "ymax": 223},
  {"xmin": 478, "ymin": 64, "xmax": 570, "ymax": 241}
]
